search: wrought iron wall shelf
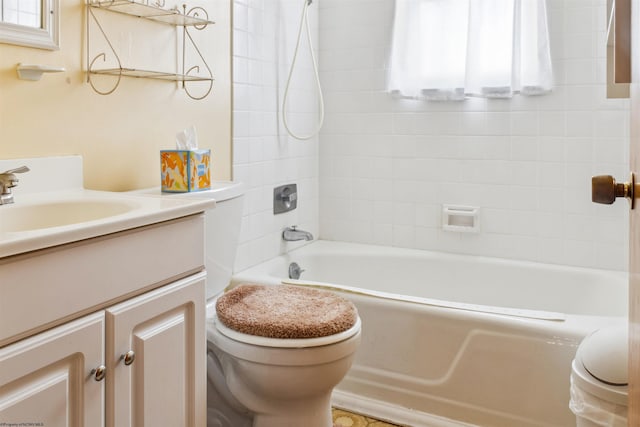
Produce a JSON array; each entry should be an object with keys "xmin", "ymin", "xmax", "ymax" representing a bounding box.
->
[
  {"xmin": 89, "ymin": 68, "xmax": 213, "ymax": 81},
  {"xmin": 86, "ymin": 0, "xmax": 215, "ymax": 100}
]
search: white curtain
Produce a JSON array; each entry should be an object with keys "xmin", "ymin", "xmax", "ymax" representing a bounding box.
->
[{"xmin": 387, "ymin": 0, "xmax": 553, "ymax": 100}]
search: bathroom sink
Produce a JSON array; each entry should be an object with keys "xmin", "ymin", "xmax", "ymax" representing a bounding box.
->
[{"xmin": 0, "ymin": 199, "xmax": 139, "ymax": 233}]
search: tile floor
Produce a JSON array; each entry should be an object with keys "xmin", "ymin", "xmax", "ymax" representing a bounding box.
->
[{"xmin": 332, "ymin": 408, "xmax": 404, "ymax": 427}]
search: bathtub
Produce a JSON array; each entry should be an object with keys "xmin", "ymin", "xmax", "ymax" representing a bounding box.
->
[{"xmin": 230, "ymin": 240, "xmax": 628, "ymax": 427}]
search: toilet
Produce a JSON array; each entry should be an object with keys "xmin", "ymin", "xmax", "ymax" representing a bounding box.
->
[
  {"xmin": 146, "ymin": 182, "xmax": 361, "ymax": 427},
  {"xmin": 209, "ymin": 284, "xmax": 361, "ymax": 427},
  {"xmin": 570, "ymin": 324, "xmax": 628, "ymax": 427}
]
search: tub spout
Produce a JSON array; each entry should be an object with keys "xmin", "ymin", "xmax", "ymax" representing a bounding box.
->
[{"xmin": 283, "ymin": 226, "xmax": 313, "ymax": 242}]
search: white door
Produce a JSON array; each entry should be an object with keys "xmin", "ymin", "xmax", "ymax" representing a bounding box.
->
[
  {"xmin": 105, "ymin": 273, "xmax": 206, "ymax": 427},
  {"xmin": 586, "ymin": 0, "xmax": 640, "ymax": 422},
  {"xmin": 630, "ymin": 0, "xmax": 640, "ymax": 423},
  {"xmin": 0, "ymin": 312, "xmax": 105, "ymax": 427},
  {"xmin": 614, "ymin": 0, "xmax": 640, "ymax": 423}
]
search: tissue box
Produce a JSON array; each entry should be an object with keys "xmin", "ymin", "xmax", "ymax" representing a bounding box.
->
[{"xmin": 160, "ymin": 149, "xmax": 211, "ymax": 192}]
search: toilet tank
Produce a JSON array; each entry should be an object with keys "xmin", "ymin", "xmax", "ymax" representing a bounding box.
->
[{"xmin": 128, "ymin": 182, "xmax": 245, "ymax": 299}]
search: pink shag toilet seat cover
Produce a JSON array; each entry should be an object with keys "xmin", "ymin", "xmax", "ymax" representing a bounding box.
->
[{"xmin": 216, "ymin": 284, "xmax": 358, "ymax": 339}]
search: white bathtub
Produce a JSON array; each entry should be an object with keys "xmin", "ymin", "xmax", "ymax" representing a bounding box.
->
[{"xmin": 230, "ymin": 240, "xmax": 628, "ymax": 427}]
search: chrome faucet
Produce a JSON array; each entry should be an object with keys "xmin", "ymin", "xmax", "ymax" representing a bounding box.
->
[
  {"xmin": 282, "ymin": 225, "xmax": 313, "ymax": 242},
  {"xmin": 0, "ymin": 166, "xmax": 30, "ymax": 205}
]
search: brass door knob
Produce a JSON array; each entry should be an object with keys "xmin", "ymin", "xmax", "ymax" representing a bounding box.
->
[{"xmin": 592, "ymin": 173, "xmax": 636, "ymax": 209}]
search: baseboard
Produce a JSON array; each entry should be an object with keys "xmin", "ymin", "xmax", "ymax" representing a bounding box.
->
[{"xmin": 331, "ymin": 389, "xmax": 478, "ymax": 427}]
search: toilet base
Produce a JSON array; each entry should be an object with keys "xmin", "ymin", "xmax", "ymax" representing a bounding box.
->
[
  {"xmin": 208, "ymin": 344, "xmax": 338, "ymax": 427},
  {"xmin": 207, "ymin": 313, "xmax": 361, "ymax": 427},
  {"xmin": 207, "ymin": 348, "xmax": 253, "ymax": 427},
  {"xmin": 252, "ymin": 393, "xmax": 333, "ymax": 427}
]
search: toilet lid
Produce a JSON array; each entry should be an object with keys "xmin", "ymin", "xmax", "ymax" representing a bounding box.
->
[
  {"xmin": 580, "ymin": 325, "xmax": 628, "ymax": 386},
  {"xmin": 215, "ymin": 284, "xmax": 358, "ymax": 339}
]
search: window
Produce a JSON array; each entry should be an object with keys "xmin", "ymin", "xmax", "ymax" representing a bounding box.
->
[
  {"xmin": 387, "ymin": 0, "xmax": 553, "ymax": 100},
  {"xmin": 0, "ymin": 0, "xmax": 59, "ymax": 50},
  {"xmin": 1, "ymin": 0, "xmax": 42, "ymax": 28}
]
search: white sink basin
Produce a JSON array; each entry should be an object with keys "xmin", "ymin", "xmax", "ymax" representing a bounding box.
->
[{"xmin": 0, "ymin": 199, "xmax": 139, "ymax": 233}]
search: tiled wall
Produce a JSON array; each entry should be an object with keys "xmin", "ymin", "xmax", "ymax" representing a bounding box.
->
[
  {"xmin": 232, "ymin": 0, "xmax": 320, "ymax": 271},
  {"xmin": 318, "ymin": 0, "xmax": 630, "ymax": 270},
  {"xmin": 233, "ymin": 0, "xmax": 630, "ymax": 272}
]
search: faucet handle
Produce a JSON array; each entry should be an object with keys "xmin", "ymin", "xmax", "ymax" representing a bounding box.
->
[{"xmin": 2, "ymin": 166, "xmax": 30, "ymax": 175}]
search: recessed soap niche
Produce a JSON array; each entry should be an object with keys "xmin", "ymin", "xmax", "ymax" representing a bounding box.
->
[{"xmin": 442, "ymin": 205, "xmax": 480, "ymax": 233}]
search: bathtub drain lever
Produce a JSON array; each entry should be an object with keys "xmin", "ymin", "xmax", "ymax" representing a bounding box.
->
[{"xmin": 288, "ymin": 262, "xmax": 305, "ymax": 280}]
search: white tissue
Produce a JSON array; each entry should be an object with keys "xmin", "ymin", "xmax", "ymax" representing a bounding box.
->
[{"xmin": 176, "ymin": 125, "xmax": 199, "ymax": 150}]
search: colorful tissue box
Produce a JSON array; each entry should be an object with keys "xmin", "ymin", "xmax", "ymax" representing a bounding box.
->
[{"xmin": 160, "ymin": 149, "xmax": 211, "ymax": 192}]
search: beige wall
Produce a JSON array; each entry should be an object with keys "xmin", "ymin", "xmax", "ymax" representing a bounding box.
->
[{"xmin": 0, "ymin": 0, "xmax": 231, "ymax": 191}]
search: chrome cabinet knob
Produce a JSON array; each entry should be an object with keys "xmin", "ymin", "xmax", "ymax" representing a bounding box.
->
[
  {"xmin": 91, "ymin": 365, "xmax": 106, "ymax": 381},
  {"xmin": 592, "ymin": 173, "xmax": 636, "ymax": 209},
  {"xmin": 121, "ymin": 350, "xmax": 135, "ymax": 366}
]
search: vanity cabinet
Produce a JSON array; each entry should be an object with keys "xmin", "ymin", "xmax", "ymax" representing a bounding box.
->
[
  {"xmin": 0, "ymin": 212, "xmax": 208, "ymax": 427},
  {"xmin": 0, "ymin": 273, "xmax": 205, "ymax": 427}
]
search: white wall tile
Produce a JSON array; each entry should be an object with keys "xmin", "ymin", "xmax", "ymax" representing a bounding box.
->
[
  {"xmin": 510, "ymin": 112, "xmax": 539, "ymax": 136},
  {"xmin": 511, "ymin": 137, "xmax": 539, "ymax": 161},
  {"xmin": 564, "ymin": 59, "xmax": 597, "ymax": 85},
  {"xmin": 538, "ymin": 112, "xmax": 565, "ymax": 136},
  {"xmin": 232, "ymin": 0, "xmax": 320, "ymax": 271}
]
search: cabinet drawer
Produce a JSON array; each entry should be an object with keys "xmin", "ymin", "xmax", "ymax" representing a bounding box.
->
[{"xmin": 0, "ymin": 214, "xmax": 205, "ymax": 347}]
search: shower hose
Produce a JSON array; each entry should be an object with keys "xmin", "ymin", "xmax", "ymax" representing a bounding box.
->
[{"xmin": 281, "ymin": 0, "xmax": 325, "ymax": 141}]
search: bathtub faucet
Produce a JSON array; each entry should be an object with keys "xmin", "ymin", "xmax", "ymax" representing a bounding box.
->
[{"xmin": 283, "ymin": 226, "xmax": 314, "ymax": 242}]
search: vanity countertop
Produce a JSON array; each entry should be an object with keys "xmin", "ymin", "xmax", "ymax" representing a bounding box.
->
[{"xmin": 0, "ymin": 189, "xmax": 215, "ymax": 258}]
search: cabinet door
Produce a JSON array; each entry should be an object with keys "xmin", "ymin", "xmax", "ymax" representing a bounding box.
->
[
  {"xmin": 0, "ymin": 312, "xmax": 105, "ymax": 427},
  {"xmin": 106, "ymin": 273, "xmax": 206, "ymax": 427}
]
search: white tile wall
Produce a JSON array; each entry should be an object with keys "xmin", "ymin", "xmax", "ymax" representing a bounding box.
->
[
  {"xmin": 318, "ymin": 0, "xmax": 630, "ymax": 271},
  {"xmin": 232, "ymin": 0, "xmax": 320, "ymax": 271}
]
